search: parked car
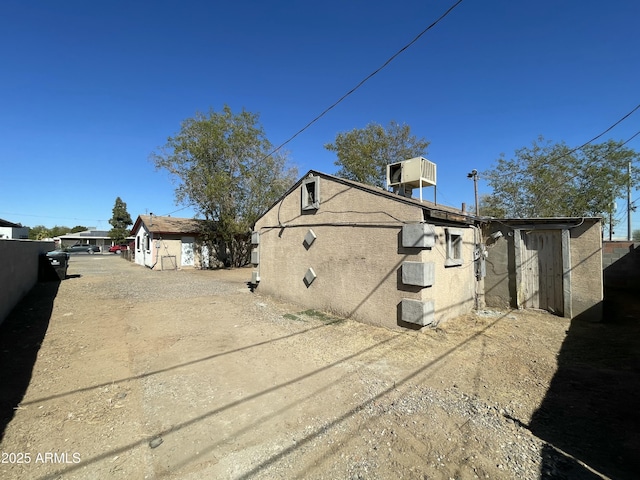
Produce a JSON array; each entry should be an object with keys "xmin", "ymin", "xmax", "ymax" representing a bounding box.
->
[
  {"xmin": 66, "ymin": 244, "xmax": 100, "ymax": 254},
  {"xmin": 108, "ymin": 244, "xmax": 129, "ymax": 254}
]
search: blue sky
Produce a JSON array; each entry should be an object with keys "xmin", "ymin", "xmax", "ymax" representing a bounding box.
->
[{"xmin": 1, "ymin": 0, "xmax": 639, "ymax": 236}]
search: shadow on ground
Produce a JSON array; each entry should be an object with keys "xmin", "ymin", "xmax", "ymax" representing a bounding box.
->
[
  {"xmin": 0, "ymin": 273, "xmax": 59, "ymax": 442},
  {"xmin": 528, "ymin": 288, "xmax": 640, "ymax": 479}
]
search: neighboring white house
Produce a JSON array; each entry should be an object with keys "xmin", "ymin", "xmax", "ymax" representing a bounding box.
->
[
  {"xmin": 131, "ymin": 215, "xmax": 208, "ymax": 270},
  {"xmin": 0, "ymin": 218, "xmax": 29, "ymax": 239}
]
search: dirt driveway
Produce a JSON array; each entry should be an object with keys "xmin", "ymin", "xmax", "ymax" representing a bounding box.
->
[{"xmin": 0, "ymin": 254, "xmax": 637, "ymax": 479}]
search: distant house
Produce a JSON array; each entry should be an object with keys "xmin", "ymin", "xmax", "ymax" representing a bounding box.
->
[
  {"xmin": 250, "ymin": 170, "xmax": 605, "ymax": 329},
  {"xmin": 0, "ymin": 218, "xmax": 29, "ymax": 239},
  {"xmin": 58, "ymin": 228, "xmax": 112, "ymax": 252},
  {"xmin": 131, "ymin": 215, "xmax": 212, "ymax": 270}
]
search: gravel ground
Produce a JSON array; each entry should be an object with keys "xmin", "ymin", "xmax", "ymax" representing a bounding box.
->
[{"xmin": 1, "ymin": 253, "xmax": 636, "ymax": 479}]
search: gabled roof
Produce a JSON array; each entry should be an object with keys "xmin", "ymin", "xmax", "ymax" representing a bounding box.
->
[
  {"xmin": 131, "ymin": 215, "xmax": 204, "ymax": 235},
  {"xmin": 257, "ymin": 170, "xmax": 479, "ymax": 226}
]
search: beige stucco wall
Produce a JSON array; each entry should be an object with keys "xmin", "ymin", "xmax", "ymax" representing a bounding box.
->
[
  {"xmin": 569, "ymin": 220, "xmax": 603, "ymax": 321},
  {"xmin": 0, "ymin": 239, "xmax": 55, "ymax": 325},
  {"xmin": 423, "ymin": 226, "xmax": 477, "ymax": 322},
  {"xmin": 150, "ymin": 236, "xmax": 183, "ymax": 270},
  {"xmin": 133, "ymin": 228, "xmax": 204, "ymax": 271},
  {"xmin": 253, "ymin": 176, "xmax": 477, "ymax": 329},
  {"xmin": 149, "ymin": 235, "xmax": 203, "ymax": 270},
  {"xmin": 483, "ymin": 225, "xmax": 513, "ymax": 309}
]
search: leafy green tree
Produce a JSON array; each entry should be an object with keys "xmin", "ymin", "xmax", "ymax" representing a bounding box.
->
[
  {"xmin": 49, "ymin": 226, "xmax": 71, "ymax": 238},
  {"xmin": 28, "ymin": 225, "xmax": 50, "ymax": 240},
  {"xmin": 28, "ymin": 225, "xmax": 72, "ymax": 240},
  {"xmin": 632, "ymin": 229, "xmax": 640, "ymax": 242},
  {"xmin": 482, "ymin": 137, "xmax": 639, "ymax": 218},
  {"xmin": 325, "ymin": 121, "xmax": 430, "ymax": 188},
  {"xmin": 70, "ymin": 225, "xmax": 87, "ymax": 233},
  {"xmin": 108, "ymin": 197, "xmax": 133, "ymax": 244},
  {"xmin": 151, "ymin": 105, "xmax": 297, "ymax": 267},
  {"xmin": 477, "ymin": 194, "xmax": 507, "ymax": 218}
]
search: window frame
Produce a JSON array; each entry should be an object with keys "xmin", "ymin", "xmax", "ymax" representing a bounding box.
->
[
  {"xmin": 445, "ymin": 227, "xmax": 464, "ymax": 267},
  {"xmin": 301, "ymin": 176, "xmax": 320, "ymax": 211}
]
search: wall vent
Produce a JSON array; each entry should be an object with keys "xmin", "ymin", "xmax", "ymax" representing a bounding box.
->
[
  {"xmin": 402, "ymin": 261, "xmax": 435, "ymax": 287},
  {"xmin": 304, "ymin": 267, "xmax": 317, "ymax": 287},
  {"xmin": 402, "ymin": 223, "xmax": 436, "ymax": 249},
  {"xmin": 304, "ymin": 229, "xmax": 317, "ymax": 248},
  {"xmin": 400, "ymin": 299, "xmax": 435, "ymax": 326}
]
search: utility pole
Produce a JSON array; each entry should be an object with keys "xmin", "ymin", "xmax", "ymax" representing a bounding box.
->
[
  {"xmin": 610, "ymin": 199, "xmax": 615, "ymax": 241},
  {"xmin": 628, "ymin": 161, "xmax": 632, "ymax": 241},
  {"xmin": 610, "ymin": 213, "xmax": 613, "ymax": 241},
  {"xmin": 467, "ymin": 169, "xmax": 479, "ymax": 216}
]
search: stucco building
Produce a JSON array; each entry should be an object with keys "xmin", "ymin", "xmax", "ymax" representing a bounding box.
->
[
  {"xmin": 251, "ymin": 171, "xmax": 605, "ymax": 329},
  {"xmin": 131, "ymin": 215, "xmax": 208, "ymax": 270},
  {"xmin": 251, "ymin": 171, "xmax": 481, "ymax": 330}
]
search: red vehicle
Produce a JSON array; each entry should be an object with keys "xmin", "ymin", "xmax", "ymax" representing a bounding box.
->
[{"xmin": 108, "ymin": 244, "xmax": 129, "ymax": 254}]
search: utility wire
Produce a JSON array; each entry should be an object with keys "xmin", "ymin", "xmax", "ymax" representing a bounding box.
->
[
  {"xmin": 574, "ymin": 103, "xmax": 640, "ymax": 151},
  {"xmin": 263, "ymin": 0, "xmax": 464, "ymax": 160},
  {"xmin": 534, "ymin": 103, "xmax": 640, "ymax": 169},
  {"xmin": 620, "ymin": 128, "xmax": 640, "ymax": 148},
  {"xmin": 562, "ymin": 127, "xmax": 640, "ymax": 184},
  {"xmin": 160, "ymin": 205, "xmax": 194, "ymax": 216}
]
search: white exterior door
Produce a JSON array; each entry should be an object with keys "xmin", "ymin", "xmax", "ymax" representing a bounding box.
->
[{"xmin": 181, "ymin": 237, "xmax": 195, "ymax": 266}]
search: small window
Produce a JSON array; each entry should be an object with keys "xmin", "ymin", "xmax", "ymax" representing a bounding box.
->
[
  {"xmin": 445, "ymin": 228, "xmax": 463, "ymax": 267},
  {"xmin": 136, "ymin": 236, "xmax": 140, "ymax": 250},
  {"xmin": 301, "ymin": 176, "xmax": 320, "ymax": 211},
  {"xmin": 145, "ymin": 235, "xmax": 150, "ymax": 251}
]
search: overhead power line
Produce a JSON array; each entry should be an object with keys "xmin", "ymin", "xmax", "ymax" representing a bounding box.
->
[
  {"xmin": 540, "ymin": 103, "xmax": 640, "ymax": 167},
  {"xmin": 263, "ymin": 0, "xmax": 465, "ymax": 160},
  {"xmin": 160, "ymin": 205, "xmax": 194, "ymax": 216},
  {"xmin": 507, "ymin": 107, "xmax": 640, "ymax": 191},
  {"xmin": 575, "ymin": 103, "xmax": 640, "ymax": 151},
  {"xmin": 0, "ymin": 212, "xmax": 106, "ymax": 224},
  {"xmin": 620, "ymin": 128, "xmax": 640, "ymax": 147},
  {"xmin": 561, "ymin": 126, "xmax": 640, "ymax": 185}
]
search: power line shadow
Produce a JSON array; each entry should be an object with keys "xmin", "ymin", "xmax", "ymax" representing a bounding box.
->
[
  {"xmin": 527, "ymin": 290, "xmax": 640, "ymax": 480},
  {"xmin": 22, "ymin": 318, "xmax": 339, "ymax": 407}
]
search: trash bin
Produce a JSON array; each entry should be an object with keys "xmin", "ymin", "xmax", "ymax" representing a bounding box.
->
[{"xmin": 42, "ymin": 250, "xmax": 70, "ymax": 281}]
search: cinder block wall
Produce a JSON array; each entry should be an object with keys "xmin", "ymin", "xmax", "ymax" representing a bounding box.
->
[
  {"xmin": 603, "ymin": 241, "xmax": 640, "ymax": 290},
  {"xmin": 0, "ymin": 239, "xmax": 54, "ymax": 326},
  {"xmin": 569, "ymin": 221, "xmax": 603, "ymax": 321}
]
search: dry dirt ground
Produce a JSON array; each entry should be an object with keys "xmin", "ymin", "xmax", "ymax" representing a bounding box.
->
[{"xmin": 0, "ymin": 254, "xmax": 638, "ymax": 480}]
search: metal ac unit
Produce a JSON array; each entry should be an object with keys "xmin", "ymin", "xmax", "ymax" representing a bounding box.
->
[{"xmin": 386, "ymin": 157, "xmax": 437, "ymax": 189}]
